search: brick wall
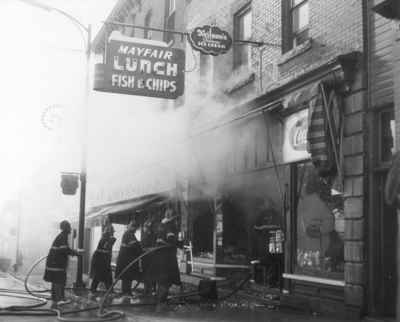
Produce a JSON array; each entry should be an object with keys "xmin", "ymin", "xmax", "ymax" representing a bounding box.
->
[{"xmin": 185, "ymin": 0, "xmax": 364, "ymax": 127}]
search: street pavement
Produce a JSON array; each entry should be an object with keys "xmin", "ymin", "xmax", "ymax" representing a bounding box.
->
[{"xmin": 0, "ymin": 272, "xmax": 360, "ymax": 322}]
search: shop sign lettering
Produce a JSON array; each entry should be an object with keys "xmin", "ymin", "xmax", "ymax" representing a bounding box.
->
[
  {"xmin": 189, "ymin": 25, "xmax": 232, "ymax": 56},
  {"xmin": 283, "ymin": 109, "xmax": 311, "ymax": 163},
  {"xmin": 289, "ymin": 118, "xmax": 308, "ymax": 151},
  {"xmin": 94, "ymin": 39, "xmax": 185, "ymax": 99}
]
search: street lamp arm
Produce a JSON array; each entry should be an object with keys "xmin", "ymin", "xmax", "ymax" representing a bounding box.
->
[{"xmin": 18, "ymin": 0, "xmax": 89, "ymax": 50}]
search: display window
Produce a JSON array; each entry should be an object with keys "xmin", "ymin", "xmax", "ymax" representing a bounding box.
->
[{"xmin": 295, "ymin": 162, "xmax": 344, "ymax": 278}]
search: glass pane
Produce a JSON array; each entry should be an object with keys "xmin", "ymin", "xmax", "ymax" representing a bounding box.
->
[
  {"xmin": 296, "ymin": 163, "xmax": 344, "ymax": 276},
  {"xmin": 241, "ymin": 10, "xmax": 252, "ymax": 40},
  {"xmin": 292, "ymin": 2, "xmax": 309, "ymax": 32},
  {"xmin": 380, "ymin": 110, "xmax": 395, "ymax": 163}
]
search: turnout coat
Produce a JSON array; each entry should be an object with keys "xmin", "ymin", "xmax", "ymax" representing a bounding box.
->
[
  {"xmin": 43, "ymin": 232, "xmax": 76, "ymax": 285},
  {"xmin": 115, "ymin": 230, "xmax": 142, "ymax": 281},
  {"xmin": 90, "ymin": 234, "xmax": 116, "ymax": 283},
  {"xmin": 143, "ymin": 221, "xmax": 181, "ymax": 286}
]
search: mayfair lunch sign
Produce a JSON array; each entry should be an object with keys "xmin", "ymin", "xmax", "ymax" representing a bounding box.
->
[
  {"xmin": 189, "ymin": 25, "xmax": 233, "ymax": 56},
  {"xmin": 94, "ymin": 36, "xmax": 185, "ymax": 99}
]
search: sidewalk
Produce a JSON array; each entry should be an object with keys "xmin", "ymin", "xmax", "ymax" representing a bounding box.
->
[{"xmin": 0, "ymin": 271, "xmax": 364, "ymax": 322}]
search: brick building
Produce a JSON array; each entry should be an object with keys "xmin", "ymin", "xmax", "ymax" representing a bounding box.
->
[
  {"xmin": 87, "ymin": 0, "xmax": 399, "ymax": 319},
  {"xmin": 370, "ymin": 0, "xmax": 400, "ymax": 318},
  {"xmin": 184, "ymin": 0, "xmax": 373, "ymax": 319}
]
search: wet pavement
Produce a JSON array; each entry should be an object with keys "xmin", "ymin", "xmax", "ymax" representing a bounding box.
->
[{"xmin": 0, "ymin": 272, "xmax": 359, "ymax": 322}]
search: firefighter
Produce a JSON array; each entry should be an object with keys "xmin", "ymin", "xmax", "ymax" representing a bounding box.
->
[
  {"xmin": 115, "ymin": 219, "xmax": 142, "ymax": 297},
  {"xmin": 147, "ymin": 208, "xmax": 182, "ymax": 303},
  {"xmin": 89, "ymin": 224, "xmax": 116, "ymax": 294},
  {"xmin": 141, "ymin": 216, "xmax": 157, "ymax": 296},
  {"xmin": 43, "ymin": 220, "xmax": 82, "ymax": 307}
]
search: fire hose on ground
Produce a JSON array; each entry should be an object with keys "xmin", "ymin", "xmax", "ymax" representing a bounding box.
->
[{"xmin": 0, "ymin": 244, "xmax": 253, "ymax": 320}]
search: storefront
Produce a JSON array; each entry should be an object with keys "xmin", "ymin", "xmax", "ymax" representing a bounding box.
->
[{"xmin": 187, "ymin": 51, "xmax": 364, "ymax": 317}]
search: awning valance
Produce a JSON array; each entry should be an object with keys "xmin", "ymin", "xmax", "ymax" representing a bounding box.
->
[{"xmin": 85, "ymin": 191, "xmax": 172, "ymax": 226}]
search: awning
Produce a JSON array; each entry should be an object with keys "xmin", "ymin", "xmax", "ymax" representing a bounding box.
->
[
  {"xmin": 282, "ymin": 81, "xmax": 320, "ymax": 110},
  {"xmin": 85, "ymin": 191, "xmax": 172, "ymax": 226}
]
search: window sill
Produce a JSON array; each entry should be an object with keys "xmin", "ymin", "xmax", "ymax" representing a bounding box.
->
[
  {"xmin": 278, "ymin": 38, "xmax": 312, "ymax": 65},
  {"xmin": 283, "ymin": 273, "xmax": 345, "ymax": 287}
]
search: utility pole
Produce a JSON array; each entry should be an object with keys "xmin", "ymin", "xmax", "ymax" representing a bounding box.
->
[{"xmin": 19, "ymin": 0, "xmax": 91, "ymax": 288}]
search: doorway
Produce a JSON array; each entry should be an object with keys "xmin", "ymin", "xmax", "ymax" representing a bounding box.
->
[{"xmin": 375, "ymin": 173, "xmax": 397, "ymax": 316}]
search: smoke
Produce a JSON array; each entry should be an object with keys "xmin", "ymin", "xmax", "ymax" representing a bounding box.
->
[{"xmin": 0, "ymin": 0, "xmax": 271, "ymax": 276}]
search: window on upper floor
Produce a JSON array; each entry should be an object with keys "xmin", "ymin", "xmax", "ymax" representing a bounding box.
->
[
  {"xmin": 233, "ymin": 3, "xmax": 252, "ymax": 69},
  {"xmin": 282, "ymin": 0, "xmax": 309, "ymax": 53},
  {"xmin": 164, "ymin": 0, "xmax": 176, "ymax": 43},
  {"xmin": 144, "ymin": 11, "xmax": 152, "ymax": 39},
  {"xmin": 167, "ymin": 0, "xmax": 176, "ymax": 16},
  {"xmin": 129, "ymin": 14, "xmax": 136, "ymax": 37}
]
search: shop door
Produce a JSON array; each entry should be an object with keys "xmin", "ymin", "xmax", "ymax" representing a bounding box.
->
[{"xmin": 377, "ymin": 174, "xmax": 397, "ymax": 316}]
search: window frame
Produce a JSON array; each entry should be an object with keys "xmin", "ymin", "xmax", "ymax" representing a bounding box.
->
[
  {"xmin": 291, "ymin": 161, "xmax": 344, "ymax": 281},
  {"xmin": 144, "ymin": 11, "xmax": 152, "ymax": 39},
  {"xmin": 164, "ymin": 0, "xmax": 176, "ymax": 43},
  {"xmin": 282, "ymin": 0, "xmax": 310, "ymax": 53},
  {"xmin": 233, "ymin": 3, "xmax": 252, "ymax": 69},
  {"xmin": 377, "ymin": 105, "xmax": 395, "ymax": 166}
]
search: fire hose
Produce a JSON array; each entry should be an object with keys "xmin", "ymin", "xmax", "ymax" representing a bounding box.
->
[{"xmin": 0, "ymin": 245, "xmax": 253, "ymax": 319}]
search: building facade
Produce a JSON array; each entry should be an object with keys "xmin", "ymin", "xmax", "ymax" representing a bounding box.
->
[
  {"xmin": 184, "ymin": 0, "xmax": 378, "ymax": 319},
  {"xmin": 88, "ymin": 0, "xmax": 399, "ymax": 319},
  {"xmin": 370, "ymin": 0, "xmax": 400, "ymax": 318}
]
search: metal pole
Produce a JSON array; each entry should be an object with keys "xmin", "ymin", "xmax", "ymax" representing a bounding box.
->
[{"xmin": 75, "ymin": 24, "xmax": 91, "ymax": 288}]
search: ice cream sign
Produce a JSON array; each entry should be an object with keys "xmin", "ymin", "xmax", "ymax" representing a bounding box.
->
[
  {"xmin": 94, "ymin": 32, "xmax": 185, "ymax": 99},
  {"xmin": 189, "ymin": 25, "xmax": 232, "ymax": 56}
]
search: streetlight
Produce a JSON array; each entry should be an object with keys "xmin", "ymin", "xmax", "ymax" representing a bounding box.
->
[{"xmin": 19, "ymin": 0, "xmax": 91, "ymax": 288}]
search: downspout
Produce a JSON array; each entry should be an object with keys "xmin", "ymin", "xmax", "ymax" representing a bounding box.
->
[{"xmin": 361, "ymin": 0, "xmax": 371, "ymax": 317}]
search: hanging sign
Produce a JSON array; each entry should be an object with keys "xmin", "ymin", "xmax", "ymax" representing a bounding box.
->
[
  {"xmin": 188, "ymin": 25, "xmax": 232, "ymax": 56},
  {"xmin": 94, "ymin": 34, "xmax": 185, "ymax": 99},
  {"xmin": 283, "ymin": 109, "xmax": 311, "ymax": 163}
]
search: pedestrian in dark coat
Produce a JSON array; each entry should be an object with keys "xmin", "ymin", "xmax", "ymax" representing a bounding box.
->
[
  {"xmin": 43, "ymin": 220, "xmax": 81, "ymax": 305},
  {"xmin": 115, "ymin": 219, "xmax": 142, "ymax": 296},
  {"xmin": 90, "ymin": 224, "xmax": 116, "ymax": 293},
  {"xmin": 145, "ymin": 208, "xmax": 182, "ymax": 302}
]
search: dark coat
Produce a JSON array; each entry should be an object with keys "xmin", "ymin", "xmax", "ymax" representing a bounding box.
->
[
  {"xmin": 251, "ymin": 208, "xmax": 280, "ymax": 260},
  {"xmin": 143, "ymin": 221, "xmax": 181, "ymax": 286},
  {"xmin": 90, "ymin": 234, "xmax": 116, "ymax": 283},
  {"xmin": 115, "ymin": 230, "xmax": 142, "ymax": 281},
  {"xmin": 43, "ymin": 232, "xmax": 76, "ymax": 285}
]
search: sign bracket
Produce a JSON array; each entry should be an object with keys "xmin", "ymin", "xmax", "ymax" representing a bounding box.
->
[{"xmin": 103, "ymin": 20, "xmax": 281, "ymax": 48}]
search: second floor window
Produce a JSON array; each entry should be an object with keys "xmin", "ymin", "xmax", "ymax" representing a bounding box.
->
[
  {"xmin": 164, "ymin": 0, "xmax": 176, "ymax": 43},
  {"xmin": 144, "ymin": 11, "xmax": 152, "ymax": 39},
  {"xmin": 129, "ymin": 14, "xmax": 136, "ymax": 37},
  {"xmin": 282, "ymin": 0, "xmax": 309, "ymax": 53},
  {"xmin": 234, "ymin": 4, "xmax": 252, "ymax": 69}
]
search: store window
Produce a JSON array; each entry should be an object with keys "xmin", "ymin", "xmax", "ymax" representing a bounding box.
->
[
  {"xmin": 379, "ymin": 108, "xmax": 395, "ymax": 164},
  {"xmin": 282, "ymin": 0, "xmax": 309, "ymax": 53},
  {"xmin": 295, "ymin": 162, "xmax": 344, "ymax": 278},
  {"xmin": 234, "ymin": 3, "xmax": 252, "ymax": 69}
]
